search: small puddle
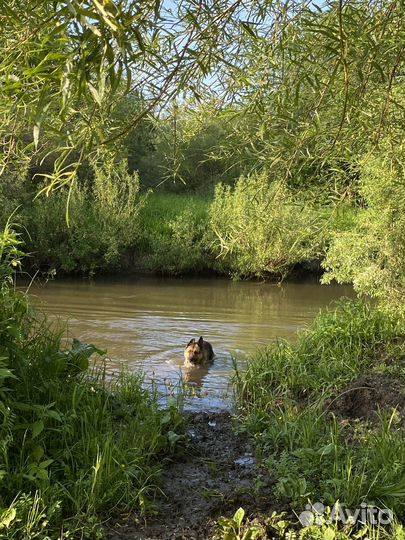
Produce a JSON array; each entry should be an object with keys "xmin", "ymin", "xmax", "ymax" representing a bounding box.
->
[{"xmin": 234, "ymin": 454, "xmax": 256, "ymax": 467}]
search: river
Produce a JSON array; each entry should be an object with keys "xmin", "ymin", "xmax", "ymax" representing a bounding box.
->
[{"xmin": 28, "ymin": 276, "xmax": 354, "ymax": 411}]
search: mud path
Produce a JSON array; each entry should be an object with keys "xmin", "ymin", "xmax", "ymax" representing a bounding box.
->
[{"xmin": 106, "ymin": 412, "xmax": 276, "ymax": 540}]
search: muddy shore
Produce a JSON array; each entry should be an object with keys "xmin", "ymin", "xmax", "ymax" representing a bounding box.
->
[{"xmin": 105, "ymin": 412, "xmax": 279, "ymax": 540}]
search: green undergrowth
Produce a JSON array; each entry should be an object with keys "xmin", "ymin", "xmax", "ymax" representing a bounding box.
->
[
  {"xmin": 22, "ymin": 158, "xmax": 142, "ymax": 276},
  {"xmin": 13, "ymin": 171, "xmax": 357, "ymax": 279},
  {"xmin": 0, "ymin": 228, "xmax": 183, "ymax": 538},
  {"xmin": 136, "ymin": 192, "xmax": 211, "ymax": 274},
  {"xmin": 233, "ymin": 300, "xmax": 405, "ymax": 538},
  {"xmin": 216, "ymin": 506, "xmax": 405, "ymax": 540},
  {"xmin": 134, "ymin": 182, "xmax": 356, "ymax": 278}
]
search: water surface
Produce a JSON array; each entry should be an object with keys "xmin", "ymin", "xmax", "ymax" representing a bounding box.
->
[{"xmin": 28, "ymin": 276, "xmax": 354, "ymax": 410}]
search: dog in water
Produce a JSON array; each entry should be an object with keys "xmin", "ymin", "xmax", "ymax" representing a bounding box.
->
[{"xmin": 184, "ymin": 336, "xmax": 214, "ymax": 367}]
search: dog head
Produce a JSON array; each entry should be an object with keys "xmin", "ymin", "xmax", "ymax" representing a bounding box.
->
[{"xmin": 184, "ymin": 336, "xmax": 205, "ymax": 365}]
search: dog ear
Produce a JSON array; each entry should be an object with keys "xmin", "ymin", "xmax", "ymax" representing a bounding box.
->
[
  {"xmin": 186, "ymin": 338, "xmax": 195, "ymax": 347},
  {"xmin": 198, "ymin": 336, "xmax": 204, "ymax": 347}
]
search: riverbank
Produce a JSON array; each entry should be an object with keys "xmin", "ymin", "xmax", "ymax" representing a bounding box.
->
[
  {"xmin": 18, "ymin": 186, "xmax": 356, "ymax": 280},
  {"xmin": 2, "ymin": 228, "xmax": 403, "ymax": 540},
  {"xmin": 104, "ymin": 301, "xmax": 404, "ymax": 540},
  {"xmin": 2, "ymin": 272, "xmax": 404, "ymax": 539},
  {"xmin": 0, "ymin": 281, "xmax": 184, "ymax": 539},
  {"xmin": 233, "ymin": 300, "xmax": 405, "ymax": 539},
  {"xmin": 106, "ymin": 411, "xmax": 275, "ymax": 540}
]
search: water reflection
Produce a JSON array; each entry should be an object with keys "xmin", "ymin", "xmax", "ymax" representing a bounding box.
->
[{"xmin": 26, "ymin": 276, "xmax": 354, "ymax": 411}]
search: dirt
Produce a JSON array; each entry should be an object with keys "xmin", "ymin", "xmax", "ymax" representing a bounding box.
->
[
  {"xmin": 105, "ymin": 412, "xmax": 277, "ymax": 540},
  {"xmin": 329, "ymin": 373, "xmax": 405, "ymax": 422},
  {"xmin": 105, "ymin": 369, "xmax": 405, "ymax": 539}
]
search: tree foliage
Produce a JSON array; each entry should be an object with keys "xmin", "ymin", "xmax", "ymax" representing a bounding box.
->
[
  {"xmin": 322, "ymin": 143, "xmax": 405, "ymax": 314},
  {"xmin": 0, "ymin": 0, "xmax": 267, "ymax": 188},
  {"xmin": 1, "ymin": 0, "xmax": 405, "ymax": 311},
  {"xmin": 212, "ymin": 0, "xmax": 405, "ymax": 185}
]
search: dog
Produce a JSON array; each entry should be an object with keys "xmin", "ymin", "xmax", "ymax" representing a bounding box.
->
[{"xmin": 184, "ymin": 336, "xmax": 214, "ymax": 367}]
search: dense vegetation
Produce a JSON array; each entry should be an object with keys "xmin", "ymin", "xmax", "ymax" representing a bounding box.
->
[
  {"xmin": 0, "ymin": 227, "xmax": 183, "ymax": 537},
  {"xmin": 0, "ymin": 0, "xmax": 403, "ymax": 311},
  {"xmin": 1, "ymin": 0, "xmax": 405, "ymax": 538},
  {"xmin": 1, "ymin": 0, "xmax": 403, "ymax": 314},
  {"xmin": 232, "ymin": 300, "xmax": 405, "ymax": 539}
]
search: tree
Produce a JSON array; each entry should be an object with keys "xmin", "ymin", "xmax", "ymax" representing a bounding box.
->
[{"xmin": 0, "ymin": 0, "xmax": 272, "ymax": 190}]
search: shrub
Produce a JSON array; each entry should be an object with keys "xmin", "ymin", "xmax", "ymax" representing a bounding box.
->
[
  {"xmin": 323, "ymin": 145, "xmax": 405, "ymax": 315},
  {"xmin": 23, "ymin": 157, "xmax": 142, "ymax": 274},
  {"xmin": 209, "ymin": 173, "xmax": 326, "ymax": 278}
]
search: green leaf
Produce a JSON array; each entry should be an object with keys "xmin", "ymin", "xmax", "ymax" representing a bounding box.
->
[
  {"xmin": 167, "ymin": 431, "xmax": 181, "ymax": 445},
  {"xmin": 0, "ymin": 507, "xmax": 16, "ymax": 530},
  {"xmin": 133, "ymin": 27, "xmax": 145, "ymax": 52},
  {"xmin": 39, "ymin": 459, "xmax": 54, "ymax": 469},
  {"xmin": 240, "ymin": 21, "xmax": 257, "ymax": 39},
  {"xmin": 71, "ymin": 338, "xmax": 105, "ymax": 358},
  {"xmin": 322, "ymin": 527, "xmax": 336, "ymax": 539},
  {"xmin": 31, "ymin": 444, "xmax": 44, "ymax": 462},
  {"xmin": 88, "ymin": 82, "xmax": 102, "ymax": 105},
  {"xmin": 45, "ymin": 409, "xmax": 62, "ymax": 421},
  {"xmin": 233, "ymin": 507, "xmax": 245, "ymax": 528},
  {"xmin": 242, "ymin": 527, "xmax": 263, "ymax": 540},
  {"xmin": 32, "ymin": 420, "xmax": 44, "ymax": 439},
  {"xmin": 317, "ymin": 443, "xmax": 335, "ymax": 456},
  {"xmin": 217, "ymin": 517, "xmax": 230, "ymax": 527},
  {"xmin": 65, "ymin": 339, "xmax": 106, "ymax": 373},
  {"xmin": 0, "ymin": 367, "xmax": 17, "ymax": 381}
]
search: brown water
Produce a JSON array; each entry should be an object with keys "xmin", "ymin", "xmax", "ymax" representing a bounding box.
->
[{"xmin": 27, "ymin": 276, "xmax": 354, "ymax": 411}]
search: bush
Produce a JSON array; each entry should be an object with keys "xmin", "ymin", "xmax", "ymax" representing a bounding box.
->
[
  {"xmin": 209, "ymin": 173, "xmax": 326, "ymax": 278},
  {"xmin": 323, "ymin": 145, "xmax": 405, "ymax": 315},
  {"xmin": 23, "ymin": 157, "xmax": 142, "ymax": 275}
]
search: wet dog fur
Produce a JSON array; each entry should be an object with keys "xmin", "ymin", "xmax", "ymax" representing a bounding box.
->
[{"xmin": 184, "ymin": 336, "xmax": 214, "ymax": 367}]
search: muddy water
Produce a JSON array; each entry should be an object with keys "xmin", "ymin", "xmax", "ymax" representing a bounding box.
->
[{"xmin": 28, "ymin": 277, "xmax": 354, "ymax": 411}]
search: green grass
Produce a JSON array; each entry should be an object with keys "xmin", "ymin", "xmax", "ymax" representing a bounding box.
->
[
  {"xmin": 138, "ymin": 192, "xmax": 209, "ymax": 241},
  {"xmin": 0, "ymin": 286, "xmax": 183, "ymax": 538},
  {"xmin": 234, "ymin": 300, "xmax": 405, "ymax": 532},
  {"xmin": 136, "ymin": 191, "xmax": 212, "ymax": 274},
  {"xmin": 238, "ymin": 300, "xmax": 404, "ymax": 406}
]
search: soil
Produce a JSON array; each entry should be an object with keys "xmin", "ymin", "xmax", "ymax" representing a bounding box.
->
[
  {"xmin": 329, "ymin": 373, "xmax": 405, "ymax": 422},
  {"xmin": 105, "ymin": 372, "xmax": 405, "ymax": 539},
  {"xmin": 105, "ymin": 412, "xmax": 278, "ymax": 540}
]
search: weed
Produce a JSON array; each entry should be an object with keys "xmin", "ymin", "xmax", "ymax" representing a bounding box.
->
[
  {"xmin": 0, "ymin": 227, "xmax": 182, "ymax": 538},
  {"xmin": 235, "ymin": 300, "xmax": 405, "ymax": 527},
  {"xmin": 216, "ymin": 507, "xmax": 265, "ymax": 540}
]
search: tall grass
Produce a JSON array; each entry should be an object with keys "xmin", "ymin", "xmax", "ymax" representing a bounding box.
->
[
  {"xmin": 236, "ymin": 300, "xmax": 405, "ymax": 522},
  {"xmin": 239, "ymin": 300, "xmax": 404, "ymax": 406},
  {"xmin": 136, "ymin": 192, "xmax": 211, "ymax": 274},
  {"xmin": 0, "ymin": 229, "xmax": 183, "ymax": 538},
  {"xmin": 135, "ymin": 181, "xmax": 356, "ymax": 278}
]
